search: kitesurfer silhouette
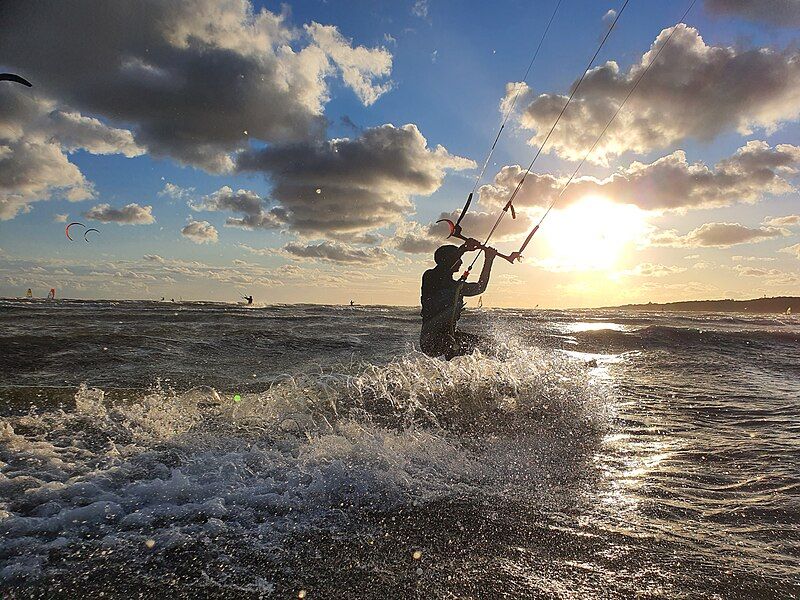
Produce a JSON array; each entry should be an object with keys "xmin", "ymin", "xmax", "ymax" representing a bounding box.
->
[
  {"xmin": 420, "ymin": 239, "xmax": 496, "ymax": 359},
  {"xmin": 243, "ymin": 295, "xmax": 253, "ymax": 305}
]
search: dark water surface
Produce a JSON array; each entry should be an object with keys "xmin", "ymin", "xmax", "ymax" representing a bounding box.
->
[{"xmin": 1, "ymin": 300, "xmax": 798, "ymax": 598}]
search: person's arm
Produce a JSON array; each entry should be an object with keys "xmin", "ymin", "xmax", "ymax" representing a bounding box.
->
[{"xmin": 461, "ymin": 247, "xmax": 496, "ymax": 297}]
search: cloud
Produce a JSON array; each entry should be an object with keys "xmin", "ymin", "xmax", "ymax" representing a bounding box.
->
[
  {"xmin": 283, "ymin": 241, "xmax": 392, "ymax": 264},
  {"xmin": 650, "ymin": 222, "xmax": 788, "ymax": 248},
  {"xmin": 732, "ymin": 265, "xmax": 798, "ymax": 285},
  {"xmin": 237, "ymin": 123, "xmax": 474, "ymax": 236},
  {"xmin": 764, "ymin": 214, "xmax": 800, "ymax": 227},
  {"xmin": 512, "ymin": 25, "xmax": 800, "ymax": 163},
  {"xmin": 158, "ymin": 183, "xmax": 195, "ymax": 202},
  {"xmin": 705, "ymin": 0, "xmax": 800, "ymax": 27},
  {"xmin": 780, "ymin": 243, "xmax": 800, "ymax": 258},
  {"xmin": 191, "ymin": 186, "xmax": 282, "ymax": 230},
  {"xmin": 412, "ymin": 0, "xmax": 429, "ymax": 18},
  {"xmin": 181, "ymin": 220, "xmax": 218, "ymax": 244},
  {"xmin": 615, "ymin": 263, "xmax": 686, "ymax": 277},
  {"xmin": 84, "ymin": 203, "xmax": 155, "ymax": 224},
  {"xmin": 0, "ymin": 1, "xmax": 393, "ymax": 172},
  {"xmin": 479, "ymin": 141, "xmax": 800, "ymax": 213},
  {"xmin": 305, "ymin": 23, "xmax": 393, "ymax": 106},
  {"xmin": 53, "ymin": 214, "xmax": 68, "ymax": 223}
]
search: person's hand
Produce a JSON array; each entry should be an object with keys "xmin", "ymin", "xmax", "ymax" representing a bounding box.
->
[{"xmin": 464, "ymin": 238, "xmax": 481, "ymax": 251}]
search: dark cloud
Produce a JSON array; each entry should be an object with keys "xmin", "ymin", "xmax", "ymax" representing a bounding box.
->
[
  {"xmin": 181, "ymin": 220, "xmax": 218, "ymax": 244},
  {"xmin": 84, "ymin": 203, "xmax": 155, "ymax": 225},
  {"xmin": 283, "ymin": 241, "xmax": 391, "ymax": 264},
  {"xmin": 0, "ymin": 0, "xmax": 393, "ymax": 172},
  {"xmin": 191, "ymin": 186, "xmax": 282, "ymax": 230},
  {"xmin": 705, "ymin": 0, "xmax": 800, "ymax": 27},
  {"xmin": 512, "ymin": 25, "xmax": 800, "ymax": 163},
  {"xmin": 480, "ymin": 141, "xmax": 800, "ymax": 213},
  {"xmin": 650, "ymin": 222, "xmax": 788, "ymax": 248},
  {"xmin": 237, "ymin": 123, "xmax": 473, "ymax": 236}
]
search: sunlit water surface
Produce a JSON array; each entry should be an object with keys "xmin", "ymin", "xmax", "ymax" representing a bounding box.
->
[{"xmin": 1, "ymin": 300, "xmax": 798, "ymax": 598}]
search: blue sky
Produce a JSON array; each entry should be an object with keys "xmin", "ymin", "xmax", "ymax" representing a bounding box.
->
[{"xmin": 1, "ymin": 0, "xmax": 799, "ymax": 306}]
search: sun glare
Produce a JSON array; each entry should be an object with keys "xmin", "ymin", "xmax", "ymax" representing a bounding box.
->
[{"xmin": 538, "ymin": 196, "xmax": 649, "ymax": 271}]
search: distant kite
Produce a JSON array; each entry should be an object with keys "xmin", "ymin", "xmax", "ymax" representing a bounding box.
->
[
  {"xmin": 65, "ymin": 222, "xmax": 86, "ymax": 241},
  {"xmin": 84, "ymin": 228, "xmax": 100, "ymax": 243},
  {"xmin": 0, "ymin": 73, "xmax": 32, "ymax": 87}
]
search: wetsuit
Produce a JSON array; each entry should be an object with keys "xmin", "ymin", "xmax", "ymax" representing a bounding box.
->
[{"xmin": 420, "ymin": 251, "xmax": 494, "ymax": 359}]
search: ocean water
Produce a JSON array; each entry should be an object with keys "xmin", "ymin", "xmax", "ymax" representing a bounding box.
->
[{"xmin": 0, "ymin": 299, "xmax": 798, "ymax": 599}]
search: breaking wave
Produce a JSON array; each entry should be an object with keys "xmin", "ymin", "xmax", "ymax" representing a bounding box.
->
[{"xmin": 0, "ymin": 345, "xmax": 609, "ymax": 590}]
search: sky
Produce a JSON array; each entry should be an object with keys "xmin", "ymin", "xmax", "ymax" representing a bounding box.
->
[{"xmin": 1, "ymin": 0, "xmax": 799, "ymax": 308}]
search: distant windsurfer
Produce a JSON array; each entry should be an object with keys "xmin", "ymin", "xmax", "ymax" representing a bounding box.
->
[{"xmin": 420, "ymin": 240, "xmax": 496, "ymax": 359}]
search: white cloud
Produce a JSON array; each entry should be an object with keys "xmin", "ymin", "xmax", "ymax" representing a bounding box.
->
[
  {"xmin": 412, "ymin": 0, "xmax": 429, "ymax": 18},
  {"xmin": 305, "ymin": 23, "xmax": 393, "ymax": 106},
  {"xmin": 84, "ymin": 203, "xmax": 155, "ymax": 225},
  {"xmin": 512, "ymin": 25, "xmax": 800, "ymax": 163},
  {"xmin": 480, "ymin": 141, "xmax": 800, "ymax": 213},
  {"xmin": 158, "ymin": 183, "xmax": 195, "ymax": 202},
  {"xmin": 53, "ymin": 213, "xmax": 68, "ymax": 223},
  {"xmin": 615, "ymin": 263, "xmax": 687, "ymax": 277},
  {"xmin": 181, "ymin": 220, "xmax": 218, "ymax": 244},
  {"xmin": 763, "ymin": 214, "xmax": 800, "ymax": 227},
  {"xmin": 780, "ymin": 243, "xmax": 800, "ymax": 258}
]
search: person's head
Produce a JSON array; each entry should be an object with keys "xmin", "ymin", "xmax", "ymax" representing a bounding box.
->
[{"xmin": 434, "ymin": 245, "xmax": 462, "ymax": 273}]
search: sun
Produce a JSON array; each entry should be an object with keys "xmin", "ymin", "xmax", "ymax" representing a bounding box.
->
[{"xmin": 538, "ymin": 196, "xmax": 649, "ymax": 270}]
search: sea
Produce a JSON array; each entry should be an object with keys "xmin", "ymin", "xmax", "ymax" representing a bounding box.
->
[{"xmin": 0, "ymin": 299, "xmax": 798, "ymax": 599}]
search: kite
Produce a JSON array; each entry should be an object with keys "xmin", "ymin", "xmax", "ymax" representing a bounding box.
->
[
  {"xmin": 84, "ymin": 228, "xmax": 100, "ymax": 242},
  {"xmin": 65, "ymin": 222, "xmax": 86, "ymax": 241},
  {"xmin": 0, "ymin": 73, "xmax": 32, "ymax": 87}
]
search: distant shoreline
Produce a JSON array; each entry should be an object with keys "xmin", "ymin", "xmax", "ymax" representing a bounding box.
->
[{"xmin": 607, "ymin": 296, "xmax": 799, "ymax": 314}]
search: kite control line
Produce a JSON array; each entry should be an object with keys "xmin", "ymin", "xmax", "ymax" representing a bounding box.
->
[
  {"xmin": 446, "ymin": 0, "xmax": 631, "ymax": 279},
  {"xmin": 515, "ymin": 0, "xmax": 699, "ymax": 257},
  {"xmin": 453, "ymin": 0, "xmax": 564, "ymax": 232}
]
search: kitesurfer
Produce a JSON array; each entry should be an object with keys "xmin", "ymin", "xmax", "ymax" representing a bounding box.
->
[
  {"xmin": 243, "ymin": 295, "xmax": 253, "ymax": 305},
  {"xmin": 420, "ymin": 239, "xmax": 496, "ymax": 359}
]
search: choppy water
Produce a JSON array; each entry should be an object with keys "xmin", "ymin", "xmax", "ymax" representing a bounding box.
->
[{"xmin": 1, "ymin": 300, "xmax": 798, "ymax": 599}]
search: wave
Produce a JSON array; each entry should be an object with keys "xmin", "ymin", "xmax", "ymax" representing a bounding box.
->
[
  {"xmin": 0, "ymin": 346, "xmax": 609, "ymax": 587},
  {"xmin": 572, "ymin": 324, "xmax": 800, "ymax": 350}
]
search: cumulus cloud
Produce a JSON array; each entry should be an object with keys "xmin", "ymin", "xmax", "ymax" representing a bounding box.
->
[
  {"xmin": 780, "ymin": 243, "xmax": 800, "ymax": 258},
  {"xmin": 283, "ymin": 241, "xmax": 391, "ymax": 264},
  {"xmin": 84, "ymin": 203, "xmax": 155, "ymax": 225},
  {"xmin": 158, "ymin": 183, "xmax": 195, "ymax": 202},
  {"xmin": 191, "ymin": 186, "xmax": 282, "ymax": 230},
  {"xmin": 512, "ymin": 25, "xmax": 800, "ymax": 163},
  {"xmin": 0, "ymin": 87, "xmax": 135, "ymax": 219},
  {"xmin": 305, "ymin": 23, "xmax": 392, "ymax": 106},
  {"xmin": 181, "ymin": 220, "xmax": 219, "ymax": 244},
  {"xmin": 53, "ymin": 214, "xmax": 68, "ymax": 223},
  {"xmin": 237, "ymin": 123, "xmax": 474, "ymax": 236},
  {"xmin": 705, "ymin": 0, "xmax": 800, "ymax": 27},
  {"xmin": 764, "ymin": 214, "xmax": 800, "ymax": 227},
  {"xmin": 650, "ymin": 222, "xmax": 788, "ymax": 248},
  {"xmin": 479, "ymin": 141, "xmax": 800, "ymax": 213},
  {"xmin": 0, "ymin": 0, "xmax": 393, "ymax": 172}
]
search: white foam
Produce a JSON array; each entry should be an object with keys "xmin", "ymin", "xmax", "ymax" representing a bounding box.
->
[{"xmin": 0, "ymin": 347, "xmax": 610, "ymax": 586}]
